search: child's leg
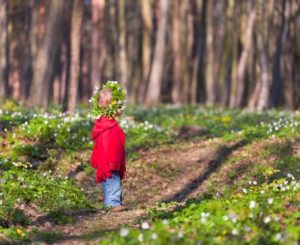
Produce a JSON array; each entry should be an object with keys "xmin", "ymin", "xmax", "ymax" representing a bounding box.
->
[{"xmin": 101, "ymin": 171, "xmax": 122, "ymax": 207}]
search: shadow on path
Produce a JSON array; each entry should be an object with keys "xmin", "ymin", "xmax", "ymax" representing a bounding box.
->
[
  {"xmin": 163, "ymin": 139, "xmax": 248, "ymax": 202},
  {"xmin": 31, "ymin": 228, "xmax": 109, "ymax": 244}
]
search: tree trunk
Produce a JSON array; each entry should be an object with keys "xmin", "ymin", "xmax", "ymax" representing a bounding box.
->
[
  {"xmin": 30, "ymin": 0, "xmax": 45, "ymax": 68},
  {"xmin": 91, "ymin": 0, "xmax": 106, "ymax": 89},
  {"xmin": 220, "ymin": 0, "xmax": 235, "ymax": 107},
  {"xmin": 256, "ymin": 32, "xmax": 270, "ymax": 111},
  {"xmin": 196, "ymin": 0, "xmax": 206, "ymax": 103},
  {"xmin": 27, "ymin": 0, "xmax": 64, "ymax": 107},
  {"xmin": 205, "ymin": 0, "xmax": 215, "ymax": 105},
  {"xmin": 171, "ymin": 0, "xmax": 182, "ymax": 104},
  {"xmin": 118, "ymin": 0, "xmax": 128, "ymax": 88},
  {"xmin": 189, "ymin": 0, "xmax": 200, "ymax": 104},
  {"xmin": 229, "ymin": 1, "xmax": 256, "ymax": 108},
  {"xmin": 22, "ymin": 0, "xmax": 34, "ymax": 101},
  {"xmin": 0, "ymin": 0, "xmax": 9, "ymax": 100},
  {"xmin": 271, "ymin": 0, "xmax": 287, "ymax": 107},
  {"xmin": 67, "ymin": 0, "xmax": 83, "ymax": 114},
  {"xmin": 145, "ymin": 0, "xmax": 169, "ymax": 105},
  {"xmin": 139, "ymin": 0, "xmax": 152, "ymax": 103}
]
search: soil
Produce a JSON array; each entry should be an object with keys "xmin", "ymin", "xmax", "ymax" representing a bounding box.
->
[{"xmin": 19, "ymin": 136, "xmax": 293, "ymax": 244}]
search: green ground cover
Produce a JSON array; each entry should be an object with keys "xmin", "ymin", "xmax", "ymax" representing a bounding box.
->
[{"xmin": 0, "ymin": 101, "xmax": 299, "ymax": 244}]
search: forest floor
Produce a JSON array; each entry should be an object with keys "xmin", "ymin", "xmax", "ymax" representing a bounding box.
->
[
  {"xmin": 31, "ymin": 134, "xmax": 289, "ymax": 245},
  {"xmin": 1, "ymin": 105, "xmax": 299, "ymax": 244}
]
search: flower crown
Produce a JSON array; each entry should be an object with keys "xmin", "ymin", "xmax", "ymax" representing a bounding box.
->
[{"xmin": 89, "ymin": 81, "xmax": 126, "ymax": 118}]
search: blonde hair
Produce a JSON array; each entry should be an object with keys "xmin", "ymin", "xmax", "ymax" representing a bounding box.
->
[{"xmin": 99, "ymin": 88, "xmax": 112, "ymax": 108}]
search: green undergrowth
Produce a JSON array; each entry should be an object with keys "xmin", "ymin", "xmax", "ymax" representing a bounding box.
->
[
  {"xmin": 0, "ymin": 160, "xmax": 90, "ymax": 226},
  {"xmin": 127, "ymin": 105, "xmax": 300, "ymax": 142},
  {"xmin": 1, "ymin": 101, "xmax": 300, "ymax": 243},
  {"xmin": 102, "ymin": 174, "xmax": 299, "ymax": 245}
]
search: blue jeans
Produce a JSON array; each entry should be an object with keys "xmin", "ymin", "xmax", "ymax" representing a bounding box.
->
[{"xmin": 101, "ymin": 171, "xmax": 122, "ymax": 207}]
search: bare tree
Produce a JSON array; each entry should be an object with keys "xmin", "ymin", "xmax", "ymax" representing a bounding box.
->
[
  {"xmin": 27, "ymin": 0, "xmax": 64, "ymax": 107},
  {"xmin": 139, "ymin": 0, "xmax": 152, "ymax": 103},
  {"xmin": 145, "ymin": 0, "xmax": 169, "ymax": 105},
  {"xmin": 91, "ymin": 0, "xmax": 106, "ymax": 89},
  {"xmin": 22, "ymin": 0, "xmax": 34, "ymax": 101},
  {"xmin": 67, "ymin": 0, "xmax": 83, "ymax": 114},
  {"xmin": 271, "ymin": 0, "xmax": 287, "ymax": 107},
  {"xmin": 0, "ymin": 0, "xmax": 9, "ymax": 100},
  {"xmin": 171, "ymin": 0, "xmax": 182, "ymax": 104},
  {"xmin": 205, "ymin": 0, "xmax": 215, "ymax": 105},
  {"xmin": 118, "ymin": 0, "xmax": 128, "ymax": 88},
  {"xmin": 230, "ymin": 1, "xmax": 256, "ymax": 108}
]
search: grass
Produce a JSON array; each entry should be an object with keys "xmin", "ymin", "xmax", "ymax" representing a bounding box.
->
[{"xmin": 0, "ymin": 100, "xmax": 300, "ymax": 244}]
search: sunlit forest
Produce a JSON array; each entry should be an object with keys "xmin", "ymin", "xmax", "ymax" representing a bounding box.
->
[
  {"xmin": 0, "ymin": 0, "xmax": 300, "ymax": 244},
  {"xmin": 0, "ymin": 0, "xmax": 299, "ymax": 110}
]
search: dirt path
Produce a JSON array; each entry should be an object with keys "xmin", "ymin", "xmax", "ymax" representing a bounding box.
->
[{"xmin": 36, "ymin": 137, "xmax": 247, "ymax": 244}]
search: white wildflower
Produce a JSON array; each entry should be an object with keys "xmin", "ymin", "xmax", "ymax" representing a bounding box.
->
[
  {"xmin": 249, "ymin": 201, "xmax": 256, "ymax": 209},
  {"xmin": 151, "ymin": 233, "xmax": 158, "ymax": 240},
  {"xmin": 162, "ymin": 219, "xmax": 169, "ymax": 225},
  {"xmin": 223, "ymin": 215, "xmax": 229, "ymax": 221},
  {"xmin": 120, "ymin": 228, "xmax": 129, "ymax": 237},
  {"xmin": 243, "ymin": 226, "xmax": 251, "ymax": 232},
  {"xmin": 273, "ymin": 216, "xmax": 280, "ymax": 222},
  {"xmin": 138, "ymin": 233, "xmax": 143, "ymax": 242},
  {"xmin": 274, "ymin": 233, "xmax": 283, "ymax": 241},
  {"xmin": 267, "ymin": 198, "xmax": 273, "ymax": 204},
  {"xmin": 231, "ymin": 229, "xmax": 239, "ymax": 235},
  {"xmin": 177, "ymin": 231, "xmax": 184, "ymax": 238},
  {"xmin": 263, "ymin": 216, "xmax": 271, "ymax": 224},
  {"xmin": 228, "ymin": 213, "xmax": 238, "ymax": 223},
  {"xmin": 141, "ymin": 221, "xmax": 150, "ymax": 230}
]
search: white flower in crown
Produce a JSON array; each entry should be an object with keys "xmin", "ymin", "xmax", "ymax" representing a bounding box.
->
[{"xmin": 89, "ymin": 81, "xmax": 126, "ymax": 118}]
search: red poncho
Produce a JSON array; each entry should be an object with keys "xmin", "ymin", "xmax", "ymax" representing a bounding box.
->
[{"xmin": 90, "ymin": 116, "xmax": 126, "ymax": 183}]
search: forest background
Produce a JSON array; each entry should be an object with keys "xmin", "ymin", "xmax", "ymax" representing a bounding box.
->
[{"xmin": 0, "ymin": 0, "xmax": 299, "ymax": 112}]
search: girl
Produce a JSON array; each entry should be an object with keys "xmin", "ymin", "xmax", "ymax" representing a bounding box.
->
[{"xmin": 90, "ymin": 85, "xmax": 127, "ymax": 212}]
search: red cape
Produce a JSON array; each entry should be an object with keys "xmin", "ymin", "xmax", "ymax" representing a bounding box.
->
[{"xmin": 90, "ymin": 116, "xmax": 126, "ymax": 183}]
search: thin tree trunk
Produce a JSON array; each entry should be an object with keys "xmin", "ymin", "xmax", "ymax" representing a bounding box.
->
[
  {"xmin": 182, "ymin": 1, "xmax": 191, "ymax": 104},
  {"xmin": 205, "ymin": 0, "xmax": 215, "ymax": 105},
  {"xmin": 80, "ymin": 32, "xmax": 91, "ymax": 103},
  {"xmin": 126, "ymin": 1, "xmax": 141, "ymax": 103},
  {"xmin": 91, "ymin": 0, "xmax": 106, "ymax": 89},
  {"xmin": 22, "ymin": 0, "xmax": 33, "ymax": 101},
  {"xmin": 221, "ymin": 0, "xmax": 235, "ymax": 107},
  {"xmin": 171, "ymin": 0, "xmax": 182, "ymax": 104},
  {"xmin": 118, "ymin": 0, "xmax": 128, "ymax": 88},
  {"xmin": 196, "ymin": 0, "xmax": 206, "ymax": 103},
  {"xmin": 229, "ymin": 1, "xmax": 256, "ymax": 108},
  {"xmin": 27, "ymin": 0, "xmax": 64, "ymax": 107},
  {"xmin": 67, "ymin": 0, "xmax": 83, "ymax": 113},
  {"xmin": 145, "ymin": 0, "xmax": 169, "ymax": 105},
  {"xmin": 188, "ymin": 0, "xmax": 200, "ymax": 104},
  {"xmin": 0, "ymin": 0, "xmax": 9, "ymax": 100},
  {"xmin": 256, "ymin": 32, "xmax": 270, "ymax": 111},
  {"xmin": 107, "ymin": 0, "xmax": 118, "ymax": 80},
  {"xmin": 214, "ymin": 0, "xmax": 226, "ymax": 104},
  {"xmin": 271, "ymin": 0, "xmax": 287, "ymax": 107},
  {"xmin": 139, "ymin": 0, "xmax": 152, "ymax": 103},
  {"xmin": 61, "ymin": 1, "xmax": 71, "ymax": 110},
  {"xmin": 186, "ymin": 1, "xmax": 197, "ymax": 104}
]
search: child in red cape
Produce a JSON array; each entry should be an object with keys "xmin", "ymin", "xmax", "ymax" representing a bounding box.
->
[{"xmin": 90, "ymin": 88, "xmax": 127, "ymax": 212}]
